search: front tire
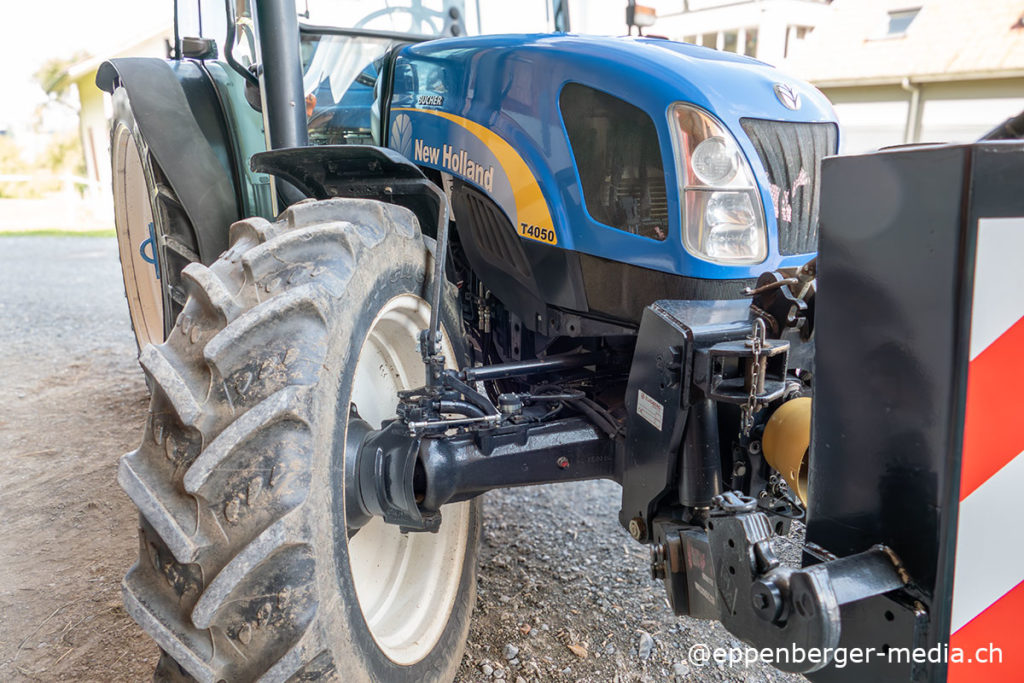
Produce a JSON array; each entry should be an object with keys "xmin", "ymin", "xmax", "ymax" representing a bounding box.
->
[{"xmin": 119, "ymin": 198, "xmax": 480, "ymax": 682}]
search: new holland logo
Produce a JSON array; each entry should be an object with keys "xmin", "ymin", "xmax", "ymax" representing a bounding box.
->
[
  {"xmin": 391, "ymin": 113, "xmax": 413, "ymax": 159},
  {"xmin": 773, "ymin": 83, "xmax": 801, "ymax": 110}
]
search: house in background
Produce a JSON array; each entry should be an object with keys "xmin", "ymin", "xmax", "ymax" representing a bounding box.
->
[
  {"xmin": 66, "ymin": 26, "xmax": 171, "ymax": 202},
  {"xmin": 652, "ymin": 0, "xmax": 834, "ymax": 64},
  {"xmin": 784, "ymin": 0, "xmax": 1024, "ymax": 153},
  {"xmin": 59, "ymin": 1, "xmax": 1024, "ymax": 189}
]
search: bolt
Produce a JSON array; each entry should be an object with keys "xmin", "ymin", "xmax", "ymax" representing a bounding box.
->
[
  {"xmin": 748, "ymin": 440, "xmax": 762, "ymax": 455},
  {"xmin": 650, "ymin": 544, "xmax": 667, "ymax": 580},
  {"xmin": 752, "ymin": 580, "xmax": 784, "ymax": 622},
  {"xmin": 556, "ymin": 456, "xmax": 569, "ymax": 469},
  {"xmin": 628, "ymin": 517, "xmax": 646, "ymax": 541}
]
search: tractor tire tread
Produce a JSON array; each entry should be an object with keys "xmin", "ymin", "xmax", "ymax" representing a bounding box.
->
[{"xmin": 121, "ymin": 198, "xmax": 438, "ymax": 682}]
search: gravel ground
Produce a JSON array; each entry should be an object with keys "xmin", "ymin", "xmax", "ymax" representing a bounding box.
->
[
  {"xmin": 455, "ymin": 481, "xmax": 806, "ymax": 683},
  {"xmin": 0, "ymin": 236, "xmax": 806, "ymax": 682}
]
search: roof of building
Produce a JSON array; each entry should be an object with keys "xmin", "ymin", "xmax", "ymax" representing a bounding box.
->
[
  {"xmin": 785, "ymin": 0, "xmax": 1024, "ymax": 86},
  {"xmin": 66, "ymin": 24, "xmax": 171, "ymax": 83}
]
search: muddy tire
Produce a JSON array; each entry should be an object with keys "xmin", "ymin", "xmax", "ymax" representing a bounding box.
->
[
  {"xmin": 111, "ymin": 87, "xmax": 200, "ymax": 350},
  {"xmin": 119, "ymin": 198, "xmax": 481, "ymax": 682}
]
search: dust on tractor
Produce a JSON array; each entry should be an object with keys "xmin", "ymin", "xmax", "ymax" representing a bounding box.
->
[{"xmin": 101, "ymin": 1, "xmax": 1024, "ymax": 681}]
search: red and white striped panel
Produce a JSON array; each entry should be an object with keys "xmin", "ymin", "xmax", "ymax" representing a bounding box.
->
[{"xmin": 948, "ymin": 217, "xmax": 1024, "ymax": 681}]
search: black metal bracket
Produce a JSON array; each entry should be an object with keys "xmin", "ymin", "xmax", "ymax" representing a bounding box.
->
[
  {"xmin": 746, "ymin": 263, "xmax": 816, "ymax": 341},
  {"xmin": 620, "ymin": 299, "xmax": 798, "ymax": 538},
  {"xmin": 651, "ymin": 493, "xmax": 909, "ymax": 674},
  {"xmin": 694, "ymin": 333, "xmax": 790, "ymax": 406}
]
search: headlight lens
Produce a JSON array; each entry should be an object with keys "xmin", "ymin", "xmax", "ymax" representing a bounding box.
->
[
  {"xmin": 704, "ymin": 192, "xmax": 760, "ymax": 259},
  {"xmin": 668, "ymin": 104, "xmax": 766, "ymax": 264},
  {"xmin": 690, "ymin": 136, "xmax": 738, "ymax": 185}
]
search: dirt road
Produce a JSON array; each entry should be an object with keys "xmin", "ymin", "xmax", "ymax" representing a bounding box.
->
[
  {"xmin": 0, "ymin": 236, "xmax": 802, "ymax": 682},
  {"xmin": 0, "ymin": 236, "xmax": 158, "ymax": 680}
]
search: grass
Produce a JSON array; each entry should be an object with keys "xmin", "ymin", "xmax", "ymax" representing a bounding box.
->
[{"xmin": 0, "ymin": 228, "xmax": 115, "ymax": 238}]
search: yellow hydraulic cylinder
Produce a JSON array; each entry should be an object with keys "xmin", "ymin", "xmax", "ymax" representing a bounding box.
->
[{"xmin": 761, "ymin": 396, "xmax": 812, "ymax": 504}]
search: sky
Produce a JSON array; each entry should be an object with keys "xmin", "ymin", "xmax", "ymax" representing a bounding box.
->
[{"xmin": 0, "ymin": 0, "xmax": 170, "ymax": 132}]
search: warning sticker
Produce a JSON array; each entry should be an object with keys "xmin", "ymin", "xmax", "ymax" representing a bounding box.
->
[{"xmin": 637, "ymin": 390, "xmax": 664, "ymax": 431}]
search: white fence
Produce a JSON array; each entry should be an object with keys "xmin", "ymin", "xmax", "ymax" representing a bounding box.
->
[{"xmin": 0, "ymin": 174, "xmax": 113, "ymax": 232}]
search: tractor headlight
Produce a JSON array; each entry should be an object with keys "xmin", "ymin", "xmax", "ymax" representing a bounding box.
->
[
  {"xmin": 668, "ymin": 103, "xmax": 766, "ymax": 264},
  {"xmin": 690, "ymin": 136, "xmax": 738, "ymax": 185}
]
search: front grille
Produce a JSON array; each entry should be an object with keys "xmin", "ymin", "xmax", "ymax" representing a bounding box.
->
[{"xmin": 741, "ymin": 118, "xmax": 838, "ymax": 255}]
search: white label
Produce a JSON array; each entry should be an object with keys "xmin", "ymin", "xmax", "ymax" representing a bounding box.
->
[{"xmin": 636, "ymin": 390, "xmax": 664, "ymax": 431}]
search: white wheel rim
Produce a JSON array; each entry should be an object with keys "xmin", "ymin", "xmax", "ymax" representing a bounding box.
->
[
  {"xmin": 112, "ymin": 123, "xmax": 163, "ymax": 346},
  {"xmin": 347, "ymin": 294, "xmax": 470, "ymax": 666}
]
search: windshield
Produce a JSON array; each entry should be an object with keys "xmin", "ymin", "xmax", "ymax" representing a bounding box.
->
[
  {"xmin": 300, "ymin": 33, "xmax": 393, "ymax": 145},
  {"xmin": 296, "ymin": 1, "xmax": 561, "ymax": 145}
]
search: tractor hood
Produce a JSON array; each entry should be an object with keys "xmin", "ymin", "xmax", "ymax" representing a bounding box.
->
[
  {"xmin": 388, "ymin": 34, "xmax": 838, "ymax": 280},
  {"xmin": 394, "ymin": 33, "xmax": 835, "ymax": 127}
]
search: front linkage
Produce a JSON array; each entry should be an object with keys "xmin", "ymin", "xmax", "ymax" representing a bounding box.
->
[
  {"xmin": 341, "ymin": 208, "xmax": 913, "ymax": 673},
  {"xmin": 254, "ymin": 146, "xmax": 914, "ymax": 674}
]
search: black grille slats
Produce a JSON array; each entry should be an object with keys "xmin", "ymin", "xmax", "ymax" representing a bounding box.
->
[
  {"xmin": 741, "ymin": 119, "xmax": 838, "ymax": 255},
  {"xmin": 455, "ymin": 185, "xmax": 532, "ymax": 280}
]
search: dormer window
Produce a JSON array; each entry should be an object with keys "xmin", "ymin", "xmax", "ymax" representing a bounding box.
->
[{"xmin": 886, "ymin": 8, "xmax": 920, "ymax": 36}]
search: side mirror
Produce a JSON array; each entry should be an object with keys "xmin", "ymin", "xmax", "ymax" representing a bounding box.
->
[{"xmin": 626, "ymin": 3, "xmax": 658, "ymax": 33}]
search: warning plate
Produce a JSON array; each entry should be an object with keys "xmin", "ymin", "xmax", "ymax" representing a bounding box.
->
[{"xmin": 637, "ymin": 390, "xmax": 664, "ymax": 431}]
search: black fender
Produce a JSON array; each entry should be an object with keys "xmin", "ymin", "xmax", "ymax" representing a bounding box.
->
[{"xmin": 97, "ymin": 58, "xmax": 239, "ymax": 263}]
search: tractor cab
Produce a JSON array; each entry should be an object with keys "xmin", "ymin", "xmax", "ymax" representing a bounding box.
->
[{"xmin": 228, "ymin": 0, "xmax": 563, "ymax": 146}]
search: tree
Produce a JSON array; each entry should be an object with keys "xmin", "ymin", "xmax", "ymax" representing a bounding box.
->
[
  {"xmin": 25, "ymin": 51, "xmax": 91, "ymax": 195},
  {"xmin": 41, "ymin": 132, "xmax": 86, "ymax": 177},
  {"xmin": 0, "ymin": 136, "xmax": 33, "ymax": 198},
  {"xmin": 33, "ymin": 51, "xmax": 90, "ymax": 114}
]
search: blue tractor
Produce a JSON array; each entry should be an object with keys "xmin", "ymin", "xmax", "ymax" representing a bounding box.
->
[{"xmin": 102, "ymin": 1, "xmax": 1008, "ymax": 680}]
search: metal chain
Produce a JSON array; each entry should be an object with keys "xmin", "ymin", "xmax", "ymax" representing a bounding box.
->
[{"xmin": 742, "ymin": 318, "xmax": 767, "ymax": 435}]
